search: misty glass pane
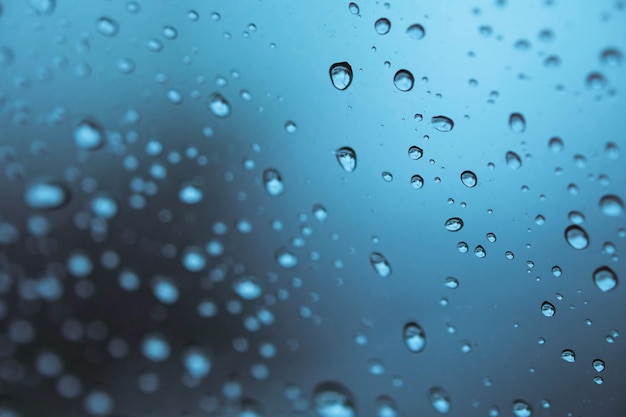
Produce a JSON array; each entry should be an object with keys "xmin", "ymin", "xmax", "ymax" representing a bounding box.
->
[{"xmin": 0, "ymin": 0, "xmax": 625, "ymax": 416}]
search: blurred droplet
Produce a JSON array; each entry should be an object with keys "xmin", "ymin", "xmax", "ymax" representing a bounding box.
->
[
  {"xmin": 460, "ymin": 171, "xmax": 477, "ymax": 187},
  {"xmin": 96, "ymin": 17, "xmax": 119, "ymax": 37},
  {"xmin": 403, "ymin": 322, "xmax": 426, "ymax": 353},
  {"xmin": 428, "ymin": 386, "xmax": 451, "ymax": 414},
  {"xmin": 263, "ymin": 168, "xmax": 285, "ymax": 196},
  {"xmin": 73, "ymin": 118, "xmax": 105, "ymax": 150},
  {"xmin": 207, "ymin": 93, "xmax": 231, "ymax": 117},
  {"xmin": 370, "ymin": 252, "xmax": 392, "ymax": 277},
  {"xmin": 313, "ymin": 382, "xmax": 355, "ymax": 417},
  {"xmin": 509, "ymin": 113, "xmax": 526, "ymax": 132},
  {"xmin": 512, "ymin": 400, "xmax": 533, "ymax": 417},
  {"xmin": 25, "ymin": 179, "xmax": 71, "ymax": 210},
  {"xmin": 375, "ymin": 18, "xmax": 391, "ymax": 35},
  {"xmin": 561, "ymin": 349, "xmax": 575, "ymax": 363}
]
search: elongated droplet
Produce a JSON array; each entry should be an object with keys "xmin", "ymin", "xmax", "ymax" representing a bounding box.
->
[
  {"xmin": 512, "ymin": 400, "xmax": 533, "ymax": 417},
  {"xmin": 403, "ymin": 322, "xmax": 426, "ymax": 353},
  {"xmin": 445, "ymin": 217, "xmax": 463, "ymax": 232},
  {"xmin": 509, "ymin": 113, "xmax": 526, "ymax": 132},
  {"xmin": 263, "ymin": 168, "xmax": 284, "ymax": 196},
  {"xmin": 336, "ymin": 147, "xmax": 357, "ymax": 172},
  {"xmin": 561, "ymin": 349, "xmax": 575, "ymax": 363},
  {"xmin": 329, "ymin": 62, "xmax": 353, "ymax": 90},
  {"xmin": 428, "ymin": 387, "xmax": 451, "ymax": 414},
  {"xmin": 406, "ymin": 24, "xmax": 425, "ymax": 39},
  {"xmin": 599, "ymin": 194, "xmax": 624, "ymax": 216},
  {"xmin": 74, "ymin": 119, "xmax": 105, "ymax": 151},
  {"xmin": 313, "ymin": 382, "xmax": 356, "ymax": 417},
  {"xmin": 564, "ymin": 225, "xmax": 589, "ymax": 250},
  {"xmin": 506, "ymin": 151, "xmax": 522, "ymax": 169},
  {"xmin": 370, "ymin": 252, "xmax": 391, "ymax": 277},
  {"xmin": 593, "ymin": 266, "xmax": 617, "ymax": 292},
  {"xmin": 25, "ymin": 179, "xmax": 71, "ymax": 210},
  {"xmin": 541, "ymin": 301, "xmax": 555, "ymax": 317},
  {"xmin": 460, "ymin": 171, "xmax": 477, "ymax": 187},
  {"xmin": 393, "ymin": 70, "xmax": 414, "ymax": 92},
  {"xmin": 207, "ymin": 93, "xmax": 231, "ymax": 117},
  {"xmin": 410, "ymin": 175, "xmax": 424, "ymax": 189},
  {"xmin": 431, "ymin": 116, "xmax": 454, "ymax": 132}
]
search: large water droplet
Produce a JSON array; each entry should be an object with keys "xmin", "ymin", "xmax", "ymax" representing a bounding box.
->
[
  {"xmin": 27, "ymin": 0, "xmax": 55, "ymax": 15},
  {"xmin": 592, "ymin": 359, "xmax": 605, "ymax": 372},
  {"xmin": 445, "ymin": 217, "xmax": 464, "ymax": 232},
  {"xmin": 561, "ymin": 349, "xmax": 575, "ymax": 363},
  {"xmin": 460, "ymin": 171, "xmax": 477, "ymax": 188},
  {"xmin": 408, "ymin": 146, "xmax": 423, "ymax": 160},
  {"xmin": 564, "ymin": 225, "xmax": 589, "ymax": 250},
  {"xmin": 593, "ymin": 266, "xmax": 617, "ymax": 292},
  {"xmin": 96, "ymin": 17, "xmax": 119, "ymax": 37},
  {"xmin": 410, "ymin": 175, "xmax": 424, "ymax": 189},
  {"xmin": 207, "ymin": 93, "xmax": 231, "ymax": 117},
  {"xmin": 406, "ymin": 24, "xmax": 425, "ymax": 39},
  {"xmin": 599, "ymin": 194, "xmax": 624, "ymax": 217},
  {"xmin": 431, "ymin": 116, "xmax": 454, "ymax": 132},
  {"xmin": 512, "ymin": 400, "xmax": 533, "ymax": 417},
  {"xmin": 263, "ymin": 168, "xmax": 284, "ymax": 196},
  {"xmin": 505, "ymin": 151, "xmax": 522, "ymax": 169},
  {"xmin": 370, "ymin": 252, "xmax": 392, "ymax": 277},
  {"xmin": 313, "ymin": 382, "xmax": 355, "ymax": 417},
  {"xmin": 393, "ymin": 70, "xmax": 414, "ymax": 92},
  {"xmin": 73, "ymin": 119, "xmax": 105, "ymax": 151},
  {"xmin": 329, "ymin": 62, "xmax": 353, "ymax": 91},
  {"xmin": 403, "ymin": 322, "xmax": 426, "ymax": 353},
  {"xmin": 336, "ymin": 147, "xmax": 357, "ymax": 172},
  {"xmin": 374, "ymin": 18, "xmax": 391, "ymax": 35},
  {"xmin": 541, "ymin": 301, "xmax": 555, "ymax": 317},
  {"xmin": 509, "ymin": 113, "xmax": 526, "ymax": 132},
  {"xmin": 428, "ymin": 387, "xmax": 451, "ymax": 414},
  {"xmin": 25, "ymin": 179, "xmax": 71, "ymax": 210}
]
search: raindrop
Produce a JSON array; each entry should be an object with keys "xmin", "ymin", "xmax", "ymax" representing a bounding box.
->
[
  {"xmin": 375, "ymin": 396, "xmax": 398, "ymax": 417},
  {"xmin": 73, "ymin": 118, "xmax": 105, "ymax": 151},
  {"xmin": 179, "ymin": 183, "xmax": 203, "ymax": 204},
  {"xmin": 393, "ymin": 70, "xmax": 414, "ymax": 92},
  {"xmin": 599, "ymin": 195, "xmax": 624, "ymax": 217},
  {"xmin": 336, "ymin": 147, "xmax": 357, "ymax": 172},
  {"xmin": 548, "ymin": 137, "xmax": 563, "ymax": 153},
  {"xmin": 375, "ymin": 18, "xmax": 391, "ymax": 35},
  {"xmin": 460, "ymin": 171, "xmax": 477, "ymax": 188},
  {"xmin": 474, "ymin": 245, "xmax": 486, "ymax": 258},
  {"xmin": 233, "ymin": 276, "xmax": 262, "ymax": 300},
  {"xmin": 594, "ymin": 376, "xmax": 604, "ymax": 384},
  {"xmin": 509, "ymin": 113, "xmax": 526, "ymax": 132},
  {"xmin": 431, "ymin": 116, "xmax": 454, "ymax": 132},
  {"xmin": 505, "ymin": 151, "xmax": 522, "ymax": 169},
  {"xmin": 382, "ymin": 172, "xmax": 393, "ymax": 182},
  {"xmin": 593, "ymin": 359, "xmax": 605, "ymax": 372},
  {"xmin": 541, "ymin": 301, "xmax": 555, "ymax": 317},
  {"xmin": 84, "ymin": 390, "xmax": 114, "ymax": 416},
  {"xmin": 275, "ymin": 248, "xmax": 298, "ymax": 269},
  {"xmin": 593, "ymin": 266, "xmax": 617, "ymax": 292},
  {"xmin": 313, "ymin": 382, "xmax": 355, "ymax": 417},
  {"xmin": 505, "ymin": 251, "xmax": 514, "ymax": 260},
  {"xmin": 403, "ymin": 322, "xmax": 426, "ymax": 353},
  {"xmin": 445, "ymin": 217, "xmax": 464, "ymax": 232},
  {"xmin": 564, "ymin": 225, "xmax": 589, "ymax": 250},
  {"xmin": 348, "ymin": 3, "xmax": 360, "ymax": 14},
  {"xmin": 568, "ymin": 211, "xmax": 585, "ymax": 224},
  {"xmin": 428, "ymin": 387, "xmax": 451, "ymax": 414},
  {"xmin": 600, "ymin": 48, "xmax": 622, "ymax": 66},
  {"xmin": 561, "ymin": 349, "xmax": 575, "ymax": 363},
  {"xmin": 458, "ymin": 242, "xmax": 469, "ymax": 253},
  {"xmin": 263, "ymin": 169, "xmax": 284, "ymax": 196},
  {"xmin": 27, "ymin": 0, "xmax": 56, "ymax": 15},
  {"xmin": 586, "ymin": 72, "xmax": 607, "ymax": 90},
  {"xmin": 512, "ymin": 400, "xmax": 533, "ymax": 417},
  {"xmin": 444, "ymin": 277, "xmax": 459, "ymax": 289},
  {"xmin": 329, "ymin": 62, "xmax": 353, "ymax": 90},
  {"xmin": 182, "ymin": 347, "xmax": 211, "ymax": 379},
  {"xmin": 141, "ymin": 333, "xmax": 170, "ymax": 362},
  {"xmin": 25, "ymin": 179, "xmax": 71, "ymax": 210},
  {"xmin": 96, "ymin": 17, "xmax": 119, "ymax": 37},
  {"xmin": 207, "ymin": 93, "xmax": 231, "ymax": 117},
  {"xmin": 406, "ymin": 24, "xmax": 425, "ymax": 39},
  {"xmin": 410, "ymin": 175, "xmax": 424, "ymax": 189},
  {"xmin": 285, "ymin": 121, "xmax": 297, "ymax": 133},
  {"xmin": 408, "ymin": 146, "xmax": 423, "ymax": 160},
  {"xmin": 370, "ymin": 252, "xmax": 392, "ymax": 277}
]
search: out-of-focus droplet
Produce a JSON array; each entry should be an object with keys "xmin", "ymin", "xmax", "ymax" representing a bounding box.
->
[
  {"xmin": 336, "ymin": 147, "xmax": 357, "ymax": 172},
  {"xmin": 593, "ymin": 266, "xmax": 617, "ymax": 292},
  {"xmin": 370, "ymin": 252, "xmax": 392, "ymax": 277},
  {"xmin": 509, "ymin": 113, "xmax": 526, "ymax": 132},
  {"xmin": 182, "ymin": 347, "xmax": 211, "ymax": 379},
  {"xmin": 275, "ymin": 248, "xmax": 298, "ymax": 269},
  {"xmin": 460, "ymin": 171, "xmax": 477, "ymax": 188},
  {"xmin": 284, "ymin": 121, "xmax": 297, "ymax": 133},
  {"xmin": 445, "ymin": 217, "xmax": 464, "ymax": 232},
  {"xmin": 600, "ymin": 48, "xmax": 623, "ymax": 66},
  {"xmin": 233, "ymin": 276, "xmax": 262, "ymax": 300},
  {"xmin": 444, "ymin": 277, "xmax": 459, "ymax": 289},
  {"xmin": 348, "ymin": 2, "xmax": 360, "ymax": 14},
  {"xmin": 541, "ymin": 301, "xmax": 555, "ymax": 317},
  {"xmin": 406, "ymin": 24, "xmax": 425, "ymax": 39},
  {"xmin": 73, "ymin": 119, "xmax": 105, "ymax": 150},
  {"xmin": 548, "ymin": 137, "xmax": 563, "ymax": 153},
  {"xmin": 375, "ymin": 396, "xmax": 398, "ymax": 417},
  {"xmin": 428, "ymin": 387, "xmax": 451, "ymax": 414},
  {"xmin": 564, "ymin": 225, "xmax": 589, "ymax": 250},
  {"xmin": 27, "ymin": 0, "xmax": 56, "ymax": 15},
  {"xmin": 561, "ymin": 349, "xmax": 575, "ymax": 363},
  {"xmin": 586, "ymin": 72, "xmax": 607, "ymax": 90},
  {"xmin": 599, "ymin": 195, "xmax": 624, "ymax": 217},
  {"xmin": 403, "ymin": 322, "xmax": 426, "ymax": 353},
  {"xmin": 329, "ymin": 62, "xmax": 353, "ymax": 90},
  {"xmin": 96, "ymin": 16, "xmax": 119, "ymax": 37},
  {"xmin": 25, "ymin": 179, "xmax": 71, "ymax": 210},
  {"xmin": 179, "ymin": 183, "xmax": 203, "ymax": 204},
  {"xmin": 313, "ymin": 382, "xmax": 355, "ymax": 417},
  {"xmin": 375, "ymin": 18, "xmax": 391, "ymax": 35},
  {"xmin": 408, "ymin": 146, "xmax": 423, "ymax": 160},
  {"xmin": 313, "ymin": 204, "xmax": 328, "ymax": 222},
  {"xmin": 394, "ymin": 70, "xmax": 414, "ymax": 92},
  {"xmin": 431, "ymin": 116, "xmax": 454, "ymax": 132},
  {"xmin": 207, "ymin": 93, "xmax": 231, "ymax": 117},
  {"xmin": 505, "ymin": 151, "xmax": 522, "ymax": 169},
  {"xmin": 263, "ymin": 168, "xmax": 284, "ymax": 196},
  {"xmin": 410, "ymin": 175, "xmax": 424, "ymax": 189},
  {"xmin": 512, "ymin": 400, "xmax": 533, "ymax": 417}
]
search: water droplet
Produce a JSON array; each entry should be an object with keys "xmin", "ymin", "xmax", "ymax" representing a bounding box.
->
[
  {"xmin": 408, "ymin": 146, "xmax": 423, "ymax": 160},
  {"xmin": 605, "ymin": 142, "xmax": 619, "ymax": 159},
  {"xmin": 505, "ymin": 151, "xmax": 522, "ymax": 169},
  {"xmin": 460, "ymin": 171, "xmax": 477, "ymax": 188},
  {"xmin": 561, "ymin": 349, "xmax": 575, "ymax": 363},
  {"xmin": 568, "ymin": 211, "xmax": 585, "ymax": 224},
  {"xmin": 599, "ymin": 194, "xmax": 624, "ymax": 217},
  {"xmin": 179, "ymin": 183, "xmax": 203, "ymax": 204},
  {"xmin": 600, "ymin": 48, "xmax": 622, "ymax": 66},
  {"xmin": 336, "ymin": 147, "xmax": 357, "ymax": 172},
  {"xmin": 207, "ymin": 93, "xmax": 231, "ymax": 117},
  {"xmin": 233, "ymin": 276, "xmax": 262, "ymax": 300},
  {"xmin": 410, "ymin": 175, "xmax": 424, "ymax": 189},
  {"xmin": 509, "ymin": 113, "xmax": 526, "ymax": 132},
  {"xmin": 403, "ymin": 322, "xmax": 426, "ymax": 353},
  {"xmin": 445, "ymin": 217, "xmax": 464, "ymax": 232},
  {"xmin": 393, "ymin": 70, "xmax": 414, "ymax": 92},
  {"xmin": 370, "ymin": 252, "xmax": 392, "ymax": 277},
  {"xmin": 512, "ymin": 400, "xmax": 533, "ymax": 417},
  {"xmin": 382, "ymin": 171, "xmax": 393, "ymax": 182},
  {"xmin": 552, "ymin": 266, "xmax": 562, "ymax": 277},
  {"xmin": 284, "ymin": 121, "xmax": 297, "ymax": 133},
  {"xmin": 0, "ymin": 46, "xmax": 15, "ymax": 68},
  {"xmin": 375, "ymin": 18, "xmax": 391, "ymax": 35},
  {"xmin": 27, "ymin": 0, "xmax": 55, "ymax": 15},
  {"xmin": 313, "ymin": 382, "xmax": 355, "ymax": 417},
  {"xmin": 313, "ymin": 204, "xmax": 328, "ymax": 222},
  {"xmin": 458, "ymin": 242, "xmax": 469, "ymax": 253},
  {"xmin": 594, "ymin": 376, "xmax": 604, "ymax": 385},
  {"xmin": 84, "ymin": 390, "xmax": 114, "ymax": 416},
  {"xmin": 431, "ymin": 116, "xmax": 454, "ymax": 132},
  {"xmin": 541, "ymin": 301, "xmax": 555, "ymax": 317},
  {"xmin": 141, "ymin": 333, "xmax": 170, "ymax": 362},
  {"xmin": 593, "ymin": 266, "xmax": 617, "ymax": 292},
  {"xmin": 182, "ymin": 347, "xmax": 211, "ymax": 379},
  {"xmin": 96, "ymin": 16, "xmax": 119, "ymax": 37},
  {"xmin": 348, "ymin": 2, "xmax": 360, "ymax": 14},
  {"xmin": 444, "ymin": 277, "xmax": 459, "ymax": 289},
  {"xmin": 329, "ymin": 62, "xmax": 353, "ymax": 90},
  {"xmin": 263, "ymin": 168, "xmax": 284, "ymax": 196},
  {"xmin": 474, "ymin": 245, "xmax": 486, "ymax": 258},
  {"xmin": 548, "ymin": 137, "xmax": 563, "ymax": 153},
  {"xmin": 592, "ymin": 359, "xmax": 605, "ymax": 372},
  {"xmin": 586, "ymin": 72, "xmax": 607, "ymax": 90},
  {"xmin": 275, "ymin": 248, "xmax": 298, "ymax": 269},
  {"xmin": 25, "ymin": 179, "xmax": 71, "ymax": 210},
  {"xmin": 375, "ymin": 396, "xmax": 398, "ymax": 417},
  {"xmin": 428, "ymin": 387, "xmax": 451, "ymax": 414},
  {"xmin": 406, "ymin": 24, "xmax": 425, "ymax": 39},
  {"xmin": 486, "ymin": 233, "xmax": 497, "ymax": 242},
  {"xmin": 564, "ymin": 225, "xmax": 589, "ymax": 250},
  {"xmin": 73, "ymin": 119, "xmax": 105, "ymax": 150}
]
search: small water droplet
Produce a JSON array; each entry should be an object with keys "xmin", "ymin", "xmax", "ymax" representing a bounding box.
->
[
  {"xmin": 207, "ymin": 93, "xmax": 231, "ymax": 117},
  {"xmin": 561, "ymin": 349, "xmax": 575, "ymax": 363},
  {"xmin": 474, "ymin": 245, "xmax": 486, "ymax": 258},
  {"xmin": 457, "ymin": 242, "xmax": 468, "ymax": 253},
  {"xmin": 393, "ymin": 70, "xmax": 414, "ymax": 92},
  {"xmin": 275, "ymin": 248, "xmax": 298, "ymax": 269},
  {"xmin": 512, "ymin": 400, "xmax": 533, "ymax": 417},
  {"xmin": 410, "ymin": 175, "xmax": 424, "ymax": 189},
  {"xmin": 431, "ymin": 116, "xmax": 454, "ymax": 132},
  {"xmin": 313, "ymin": 204, "xmax": 328, "ymax": 222},
  {"xmin": 445, "ymin": 217, "xmax": 464, "ymax": 232},
  {"xmin": 599, "ymin": 194, "xmax": 624, "ymax": 217},
  {"xmin": 505, "ymin": 251, "xmax": 514, "ymax": 260},
  {"xmin": 564, "ymin": 225, "xmax": 589, "ymax": 250},
  {"xmin": 25, "ymin": 179, "xmax": 71, "ymax": 210},
  {"xmin": 406, "ymin": 24, "xmax": 425, "ymax": 39},
  {"xmin": 403, "ymin": 322, "xmax": 426, "ymax": 353},
  {"xmin": 73, "ymin": 118, "xmax": 105, "ymax": 150},
  {"xmin": 233, "ymin": 276, "xmax": 262, "ymax": 300},
  {"xmin": 586, "ymin": 72, "xmax": 607, "ymax": 90},
  {"xmin": 460, "ymin": 171, "xmax": 477, "ymax": 188},
  {"xmin": 284, "ymin": 121, "xmax": 297, "ymax": 133},
  {"xmin": 375, "ymin": 396, "xmax": 398, "ymax": 417},
  {"xmin": 552, "ymin": 266, "xmax": 562, "ymax": 277},
  {"xmin": 548, "ymin": 137, "xmax": 563, "ymax": 153},
  {"xmin": 486, "ymin": 233, "xmax": 497, "ymax": 242},
  {"xmin": 263, "ymin": 168, "xmax": 284, "ymax": 196},
  {"xmin": 444, "ymin": 277, "xmax": 459, "ymax": 289},
  {"xmin": 594, "ymin": 376, "xmax": 604, "ymax": 384},
  {"xmin": 505, "ymin": 151, "xmax": 522, "ymax": 169},
  {"xmin": 375, "ymin": 18, "xmax": 391, "ymax": 35},
  {"xmin": 509, "ymin": 113, "xmax": 526, "ymax": 132},
  {"xmin": 96, "ymin": 16, "xmax": 119, "ymax": 37},
  {"xmin": 348, "ymin": 2, "xmax": 360, "ymax": 14},
  {"xmin": 313, "ymin": 382, "xmax": 355, "ymax": 417},
  {"xmin": 592, "ymin": 359, "xmax": 605, "ymax": 372},
  {"xmin": 179, "ymin": 183, "xmax": 203, "ymax": 204},
  {"xmin": 428, "ymin": 387, "xmax": 451, "ymax": 414},
  {"xmin": 335, "ymin": 147, "xmax": 357, "ymax": 172},
  {"xmin": 541, "ymin": 301, "xmax": 555, "ymax": 317},
  {"xmin": 600, "ymin": 48, "xmax": 623, "ymax": 66},
  {"xmin": 593, "ymin": 266, "xmax": 617, "ymax": 292},
  {"xmin": 329, "ymin": 62, "xmax": 353, "ymax": 90},
  {"xmin": 370, "ymin": 252, "xmax": 392, "ymax": 277},
  {"xmin": 408, "ymin": 146, "xmax": 423, "ymax": 160},
  {"xmin": 382, "ymin": 171, "xmax": 393, "ymax": 182}
]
